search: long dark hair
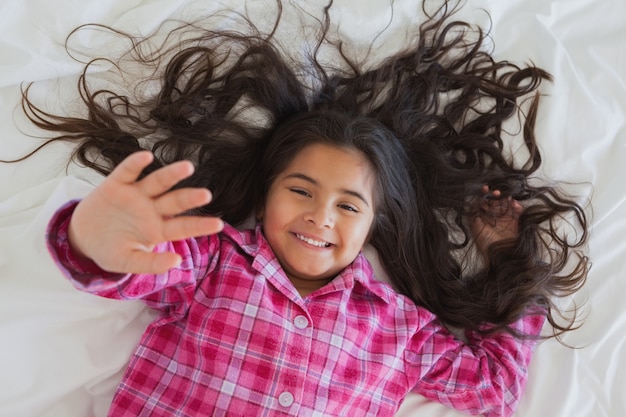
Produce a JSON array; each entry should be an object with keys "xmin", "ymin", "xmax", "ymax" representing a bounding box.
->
[{"xmin": 12, "ymin": 0, "xmax": 589, "ymax": 336}]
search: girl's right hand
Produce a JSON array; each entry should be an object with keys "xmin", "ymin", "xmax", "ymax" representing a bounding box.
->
[
  {"xmin": 68, "ymin": 151, "xmax": 224, "ymax": 274},
  {"xmin": 470, "ymin": 185, "xmax": 523, "ymax": 257}
]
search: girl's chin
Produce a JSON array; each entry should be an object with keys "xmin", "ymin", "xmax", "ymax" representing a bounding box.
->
[{"xmin": 284, "ymin": 267, "xmax": 337, "ymax": 286}]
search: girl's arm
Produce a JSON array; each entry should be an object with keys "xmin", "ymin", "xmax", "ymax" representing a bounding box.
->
[
  {"xmin": 46, "ymin": 152, "xmax": 224, "ymax": 317},
  {"xmin": 407, "ymin": 310, "xmax": 545, "ymax": 417},
  {"xmin": 406, "ymin": 186, "xmax": 539, "ymax": 416}
]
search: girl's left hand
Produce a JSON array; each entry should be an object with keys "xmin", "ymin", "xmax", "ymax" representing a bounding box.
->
[{"xmin": 470, "ymin": 185, "xmax": 524, "ymax": 256}]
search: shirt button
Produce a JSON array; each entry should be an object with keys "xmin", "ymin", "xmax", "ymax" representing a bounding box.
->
[
  {"xmin": 278, "ymin": 391, "xmax": 294, "ymax": 407},
  {"xmin": 294, "ymin": 315, "xmax": 309, "ymax": 329}
]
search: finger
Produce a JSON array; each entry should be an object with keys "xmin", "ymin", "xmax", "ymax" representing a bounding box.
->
[
  {"xmin": 154, "ymin": 188, "xmax": 213, "ymax": 217},
  {"xmin": 492, "ymin": 197, "xmax": 522, "ymax": 218},
  {"xmin": 139, "ymin": 160, "xmax": 196, "ymax": 197},
  {"xmin": 481, "ymin": 192, "xmax": 515, "ymax": 217},
  {"xmin": 477, "ymin": 185, "xmax": 502, "ymax": 212},
  {"xmin": 490, "ymin": 189, "xmax": 502, "ymax": 198},
  {"xmin": 511, "ymin": 199, "xmax": 523, "ymax": 215},
  {"xmin": 108, "ymin": 151, "xmax": 154, "ymax": 184},
  {"xmin": 162, "ymin": 216, "xmax": 224, "ymax": 242},
  {"xmin": 480, "ymin": 185, "xmax": 501, "ymax": 198},
  {"xmin": 493, "ymin": 197, "xmax": 511, "ymax": 216}
]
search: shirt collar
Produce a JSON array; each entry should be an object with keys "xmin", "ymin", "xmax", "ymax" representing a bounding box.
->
[{"xmin": 223, "ymin": 223, "xmax": 392, "ymax": 304}]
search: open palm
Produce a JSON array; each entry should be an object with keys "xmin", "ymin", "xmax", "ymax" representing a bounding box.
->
[{"xmin": 68, "ymin": 151, "xmax": 223, "ymax": 274}]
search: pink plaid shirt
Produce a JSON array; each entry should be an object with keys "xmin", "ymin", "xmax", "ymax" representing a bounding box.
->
[{"xmin": 47, "ymin": 201, "xmax": 544, "ymax": 417}]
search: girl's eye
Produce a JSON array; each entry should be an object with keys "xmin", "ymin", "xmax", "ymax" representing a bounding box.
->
[
  {"xmin": 339, "ymin": 204, "xmax": 359, "ymax": 213},
  {"xmin": 290, "ymin": 188, "xmax": 311, "ymax": 197}
]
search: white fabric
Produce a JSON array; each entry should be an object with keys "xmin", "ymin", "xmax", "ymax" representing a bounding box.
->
[{"xmin": 1, "ymin": 1, "xmax": 624, "ymax": 416}]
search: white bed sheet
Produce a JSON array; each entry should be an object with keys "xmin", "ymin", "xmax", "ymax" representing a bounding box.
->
[{"xmin": 1, "ymin": 1, "xmax": 624, "ymax": 416}]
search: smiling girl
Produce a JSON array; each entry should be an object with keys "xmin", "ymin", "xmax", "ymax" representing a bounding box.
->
[
  {"xmin": 17, "ymin": 1, "xmax": 588, "ymax": 415},
  {"xmin": 47, "ymin": 110, "xmax": 542, "ymax": 416}
]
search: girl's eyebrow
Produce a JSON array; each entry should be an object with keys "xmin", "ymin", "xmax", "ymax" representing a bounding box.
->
[{"xmin": 283, "ymin": 172, "xmax": 370, "ymax": 207}]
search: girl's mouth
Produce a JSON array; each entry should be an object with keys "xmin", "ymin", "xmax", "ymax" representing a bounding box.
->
[{"xmin": 295, "ymin": 234, "xmax": 331, "ymax": 248}]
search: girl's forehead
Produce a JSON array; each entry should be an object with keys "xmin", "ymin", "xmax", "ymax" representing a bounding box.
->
[
  {"xmin": 287, "ymin": 143, "xmax": 370, "ymax": 171},
  {"xmin": 281, "ymin": 143, "xmax": 378, "ymax": 199}
]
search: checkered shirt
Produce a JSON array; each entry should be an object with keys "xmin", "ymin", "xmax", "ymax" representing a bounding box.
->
[{"xmin": 47, "ymin": 201, "xmax": 545, "ymax": 417}]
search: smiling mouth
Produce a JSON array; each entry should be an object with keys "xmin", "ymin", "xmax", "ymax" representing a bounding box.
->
[{"xmin": 295, "ymin": 234, "xmax": 331, "ymax": 248}]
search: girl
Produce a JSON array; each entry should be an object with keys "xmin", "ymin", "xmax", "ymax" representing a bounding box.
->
[
  {"xmin": 47, "ymin": 109, "xmax": 540, "ymax": 417},
  {"xmin": 17, "ymin": 0, "xmax": 588, "ymax": 415}
]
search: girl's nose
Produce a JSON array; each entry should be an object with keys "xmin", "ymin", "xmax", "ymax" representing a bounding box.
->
[{"xmin": 305, "ymin": 203, "xmax": 335, "ymax": 228}]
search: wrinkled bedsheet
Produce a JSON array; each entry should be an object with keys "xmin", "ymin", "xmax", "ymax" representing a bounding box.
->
[{"xmin": 1, "ymin": 1, "xmax": 624, "ymax": 416}]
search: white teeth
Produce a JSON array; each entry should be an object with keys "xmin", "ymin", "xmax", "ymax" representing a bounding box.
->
[{"xmin": 296, "ymin": 234, "xmax": 330, "ymax": 248}]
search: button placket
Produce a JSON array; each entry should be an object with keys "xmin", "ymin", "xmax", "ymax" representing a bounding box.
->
[{"xmin": 273, "ymin": 311, "xmax": 311, "ymax": 412}]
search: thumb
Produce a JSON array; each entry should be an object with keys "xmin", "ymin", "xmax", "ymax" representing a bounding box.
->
[{"xmin": 102, "ymin": 249, "xmax": 183, "ymax": 275}]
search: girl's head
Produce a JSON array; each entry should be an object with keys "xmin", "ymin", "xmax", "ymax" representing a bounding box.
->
[{"xmin": 256, "ymin": 110, "xmax": 419, "ymax": 294}]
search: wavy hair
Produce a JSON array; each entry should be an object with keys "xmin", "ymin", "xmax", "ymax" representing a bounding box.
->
[{"xmin": 13, "ymin": 0, "xmax": 589, "ymax": 336}]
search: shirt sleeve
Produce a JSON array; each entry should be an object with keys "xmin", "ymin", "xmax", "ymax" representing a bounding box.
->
[
  {"xmin": 46, "ymin": 200, "xmax": 218, "ymax": 321},
  {"xmin": 405, "ymin": 308, "xmax": 546, "ymax": 417}
]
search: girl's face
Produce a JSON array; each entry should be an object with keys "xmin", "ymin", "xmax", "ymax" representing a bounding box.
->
[{"xmin": 261, "ymin": 143, "xmax": 376, "ymax": 296}]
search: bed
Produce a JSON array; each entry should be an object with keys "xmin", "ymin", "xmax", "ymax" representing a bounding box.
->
[{"xmin": 1, "ymin": 1, "xmax": 624, "ymax": 416}]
